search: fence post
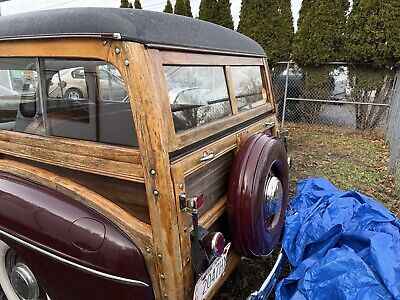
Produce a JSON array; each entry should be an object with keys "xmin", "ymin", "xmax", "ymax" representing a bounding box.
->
[{"xmin": 281, "ymin": 61, "xmax": 290, "ymax": 127}]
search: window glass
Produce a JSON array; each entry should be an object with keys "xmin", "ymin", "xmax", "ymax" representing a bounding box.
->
[
  {"xmin": 0, "ymin": 58, "xmax": 40, "ymax": 133},
  {"xmin": 43, "ymin": 59, "xmax": 137, "ymax": 147},
  {"xmin": 164, "ymin": 66, "xmax": 231, "ymax": 132},
  {"xmin": 231, "ymin": 66, "xmax": 265, "ymax": 111}
]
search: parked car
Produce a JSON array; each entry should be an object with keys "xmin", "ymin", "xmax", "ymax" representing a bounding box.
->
[
  {"xmin": 48, "ymin": 66, "xmax": 128, "ymax": 101},
  {"xmin": 0, "ymin": 8, "xmax": 289, "ymax": 300}
]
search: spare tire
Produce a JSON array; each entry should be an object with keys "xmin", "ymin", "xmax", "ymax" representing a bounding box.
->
[{"xmin": 227, "ymin": 133, "xmax": 289, "ymax": 258}]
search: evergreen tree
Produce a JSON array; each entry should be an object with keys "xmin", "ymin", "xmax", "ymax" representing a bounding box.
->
[
  {"xmin": 185, "ymin": 0, "xmax": 193, "ymax": 17},
  {"xmin": 345, "ymin": 0, "xmax": 398, "ymax": 130},
  {"xmin": 345, "ymin": 0, "xmax": 400, "ymax": 65},
  {"xmin": 292, "ymin": 0, "xmax": 348, "ymax": 65},
  {"xmin": 174, "ymin": 0, "xmax": 188, "ymax": 16},
  {"xmin": 120, "ymin": 0, "xmax": 130, "ymax": 8},
  {"xmin": 199, "ymin": 0, "xmax": 213, "ymax": 22},
  {"xmin": 199, "ymin": 0, "xmax": 234, "ymax": 29},
  {"xmin": 164, "ymin": 0, "xmax": 173, "ymax": 13},
  {"xmin": 238, "ymin": 0, "xmax": 294, "ymax": 64},
  {"xmin": 217, "ymin": 0, "xmax": 234, "ymax": 29},
  {"xmin": 134, "ymin": 0, "xmax": 142, "ymax": 9}
]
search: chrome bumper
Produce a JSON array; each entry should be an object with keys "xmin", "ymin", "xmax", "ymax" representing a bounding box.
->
[{"xmin": 247, "ymin": 250, "xmax": 287, "ymax": 300}]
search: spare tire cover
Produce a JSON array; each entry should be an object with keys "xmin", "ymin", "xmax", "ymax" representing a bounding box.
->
[{"xmin": 227, "ymin": 133, "xmax": 289, "ymax": 257}]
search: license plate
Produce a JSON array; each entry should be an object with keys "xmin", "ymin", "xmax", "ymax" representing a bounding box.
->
[{"xmin": 193, "ymin": 243, "xmax": 231, "ymax": 300}]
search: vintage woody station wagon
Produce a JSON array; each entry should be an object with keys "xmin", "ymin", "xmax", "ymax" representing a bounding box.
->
[{"xmin": 0, "ymin": 8, "xmax": 289, "ymax": 300}]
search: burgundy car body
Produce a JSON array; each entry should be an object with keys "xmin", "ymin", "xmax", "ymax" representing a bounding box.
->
[{"xmin": 0, "ymin": 173, "xmax": 154, "ymax": 300}]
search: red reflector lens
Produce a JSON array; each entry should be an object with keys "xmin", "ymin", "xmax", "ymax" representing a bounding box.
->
[
  {"xmin": 195, "ymin": 194, "xmax": 204, "ymax": 209},
  {"xmin": 203, "ymin": 232, "xmax": 225, "ymax": 257}
]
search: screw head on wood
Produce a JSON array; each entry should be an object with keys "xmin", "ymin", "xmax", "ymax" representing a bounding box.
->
[
  {"xmin": 163, "ymin": 294, "xmax": 168, "ymax": 299},
  {"xmin": 160, "ymin": 274, "xmax": 166, "ymax": 280},
  {"xmin": 153, "ymin": 190, "xmax": 159, "ymax": 196},
  {"xmin": 150, "ymin": 169, "xmax": 156, "ymax": 175},
  {"xmin": 124, "ymin": 59, "xmax": 130, "ymax": 66},
  {"xmin": 115, "ymin": 48, "xmax": 121, "ymax": 54},
  {"xmin": 145, "ymin": 248, "xmax": 151, "ymax": 253},
  {"xmin": 102, "ymin": 40, "xmax": 107, "ymax": 45},
  {"xmin": 157, "ymin": 254, "xmax": 163, "ymax": 259}
]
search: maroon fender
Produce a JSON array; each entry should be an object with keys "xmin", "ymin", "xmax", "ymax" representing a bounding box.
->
[
  {"xmin": 227, "ymin": 133, "xmax": 289, "ymax": 257},
  {"xmin": 0, "ymin": 172, "xmax": 154, "ymax": 300}
]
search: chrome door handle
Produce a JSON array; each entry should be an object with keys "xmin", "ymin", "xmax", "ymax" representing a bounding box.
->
[{"xmin": 200, "ymin": 151, "xmax": 215, "ymax": 162}]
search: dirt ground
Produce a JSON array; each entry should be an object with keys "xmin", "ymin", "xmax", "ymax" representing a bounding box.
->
[{"xmin": 216, "ymin": 122, "xmax": 399, "ymax": 299}]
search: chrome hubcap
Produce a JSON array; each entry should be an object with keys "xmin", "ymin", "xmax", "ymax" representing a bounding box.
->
[
  {"xmin": 67, "ymin": 91, "xmax": 80, "ymax": 100},
  {"xmin": 264, "ymin": 175, "xmax": 283, "ymax": 230},
  {"xmin": 10, "ymin": 263, "xmax": 39, "ymax": 300}
]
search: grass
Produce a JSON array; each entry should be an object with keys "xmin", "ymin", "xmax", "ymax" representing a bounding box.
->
[
  {"xmin": 287, "ymin": 122, "xmax": 399, "ymax": 215},
  {"xmin": 217, "ymin": 122, "xmax": 399, "ymax": 299}
]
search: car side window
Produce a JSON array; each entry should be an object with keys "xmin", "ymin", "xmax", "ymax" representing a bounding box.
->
[
  {"xmin": 0, "ymin": 58, "xmax": 41, "ymax": 134},
  {"xmin": 231, "ymin": 66, "xmax": 265, "ymax": 111},
  {"xmin": 41, "ymin": 59, "xmax": 137, "ymax": 147},
  {"xmin": 164, "ymin": 66, "xmax": 231, "ymax": 132}
]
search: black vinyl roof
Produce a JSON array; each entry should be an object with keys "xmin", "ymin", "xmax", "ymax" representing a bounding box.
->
[{"xmin": 0, "ymin": 8, "xmax": 266, "ymax": 57}]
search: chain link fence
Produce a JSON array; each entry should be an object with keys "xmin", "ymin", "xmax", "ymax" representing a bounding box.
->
[
  {"xmin": 272, "ymin": 62, "xmax": 394, "ymax": 130},
  {"xmin": 272, "ymin": 62, "xmax": 399, "ymax": 186},
  {"xmin": 386, "ymin": 71, "xmax": 400, "ymax": 183}
]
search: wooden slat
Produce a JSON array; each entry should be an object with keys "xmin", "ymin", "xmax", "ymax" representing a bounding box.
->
[
  {"xmin": 264, "ymin": 58, "xmax": 277, "ymax": 110},
  {"xmin": 148, "ymin": 49, "xmax": 176, "ymax": 150},
  {"xmin": 0, "ymin": 39, "xmax": 110, "ymax": 59},
  {"xmin": 0, "ymin": 39, "xmax": 146, "ymax": 182},
  {"xmin": 170, "ymin": 162, "xmax": 194, "ymax": 298},
  {"xmin": 160, "ymin": 51, "xmax": 264, "ymax": 66},
  {"xmin": 113, "ymin": 42, "xmax": 186, "ymax": 300},
  {"xmin": 175, "ymin": 115, "xmax": 277, "ymax": 176},
  {"xmin": 199, "ymin": 196, "xmax": 227, "ymax": 229},
  {"xmin": 0, "ymin": 131, "xmax": 144, "ymax": 182},
  {"xmin": 224, "ymin": 66, "xmax": 239, "ymax": 115},
  {"xmin": 176, "ymin": 104, "xmax": 274, "ymax": 151}
]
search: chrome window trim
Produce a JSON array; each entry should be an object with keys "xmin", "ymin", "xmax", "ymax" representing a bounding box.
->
[{"xmin": 0, "ymin": 228, "xmax": 149, "ymax": 288}]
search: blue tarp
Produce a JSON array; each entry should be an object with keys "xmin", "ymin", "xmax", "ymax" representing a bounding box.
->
[{"xmin": 275, "ymin": 178, "xmax": 400, "ymax": 300}]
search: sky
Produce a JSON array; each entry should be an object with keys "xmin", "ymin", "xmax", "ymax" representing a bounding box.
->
[{"xmin": 0, "ymin": 0, "xmax": 303, "ymax": 29}]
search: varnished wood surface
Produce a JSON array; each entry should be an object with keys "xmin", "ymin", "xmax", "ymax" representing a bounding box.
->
[
  {"xmin": 116, "ymin": 42, "xmax": 186, "ymax": 300},
  {"xmin": 160, "ymin": 51, "xmax": 264, "ymax": 66},
  {"xmin": 176, "ymin": 104, "xmax": 274, "ymax": 150},
  {"xmin": 169, "ymin": 162, "xmax": 194, "ymax": 298},
  {"xmin": 185, "ymin": 153, "xmax": 232, "ymax": 226},
  {"xmin": 8, "ymin": 157, "xmax": 151, "ymax": 224},
  {"xmin": 0, "ymin": 39, "xmax": 110, "ymax": 59},
  {"xmin": 0, "ymin": 38, "xmax": 280, "ymax": 299},
  {"xmin": 0, "ymin": 131, "xmax": 144, "ymax": 182},
  {"xmin": 175, "ymin": 114, "xmax": 276, "ymax": 175},
  {"xmin": 224, "ymin": 66, "xmax": 239, "ymax": 115}
]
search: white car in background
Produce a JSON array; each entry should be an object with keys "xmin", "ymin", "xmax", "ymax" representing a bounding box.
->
[{"xmin": 49, "ymin": 66, "xmax": 127, "ymax": 101}]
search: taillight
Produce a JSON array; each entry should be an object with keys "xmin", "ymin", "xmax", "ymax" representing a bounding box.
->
[
  {"xmin": 184, "ymin": 194, "xmax": 204, "ymax": 211},
  {"xmin": 203, "ymin": 232, "xmax": 225, "ymax": 257}
]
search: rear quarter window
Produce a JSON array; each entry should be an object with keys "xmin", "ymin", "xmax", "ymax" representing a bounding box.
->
[
  {"xmin": 231, "ymin": 66, "xmax": 264, "ymax": 112},
  {"xmin": 164, "ymin": 66, "xmax": 232, "ymax": 132}
]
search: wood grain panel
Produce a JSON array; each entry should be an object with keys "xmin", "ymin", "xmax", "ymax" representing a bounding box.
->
[
  {"xmin": 0, "ymin": 131, "xmax": 144, "ymax": 182},
  {"xmin": 114, "ymin": 42, "xmax": 186, "ymax": 300},
  {"xmin": 8, "ymin": 157, "xmax": 150, "ymax": 224},
  {"xmin": 0, "ymin": 39, "xmax": 110, "ymax": 59},
  {"xmin": 160, "ymin": 51, "xmax": 264, "ymax": 66},
  {"xmin": 185, "ymin": 153, "xmax": 233, "ymax": 226},
  {"xmin": 176, "ymin": 104, "xmax": 273, "ymax": 150}
]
